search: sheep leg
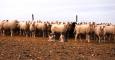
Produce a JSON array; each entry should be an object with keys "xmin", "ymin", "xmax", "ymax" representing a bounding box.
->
[
  {"xmin": 86, "ymin": 34, "xmax": 90, "ymax": 43},
  {"xmin": 88, "ymin": 35, "xmax": 90, "ymax": 42},
  {"xmin": 26, "ymin": 31, "xmax": 28, "ymax": 37},
  {"xmin": 30, "ymin": 31, "xmax": 32, "ymax": 37},
  {"xmin": 48, "ymin": 35, "xmax": 52, "ymax": 41},
  {"xmin": 98, "ymin": 35, "xmax": 101, "ymax": 43},
  {"xmin": 19, "ymin": 30, "xmax": 22, "ymax": 35},
  {"xmin": 22, "ymin": 31, "xmax": 24, "ymax": 36},
  {"xmin": 80, "ymin": 34, "xmax": 82, "ymax": 41},
  {"xmin": 94, "ymin": 34, "xmax": 96, "ymax": 41},
  {"xmin": 75, "ymin": 34, "xmax": 78, "ymax": 41},
  {"xmin": 59, "ymin": 34, "xmax": 64, "ymax": 42},
  {"xmin": 114, "ymin": 34, "xmax": 115, "ymax": 42},
  {"xmin": 109, "ymin": 34, "xmax": 112, "ymax": 41},
  {"xmin": 10, "ymin": 29, "xmax": 13, "ymax": 37},
  {"xmin": 3, "ymin": 30, "xmax": 5, "ymax": 36},
  {"xmin": 53, "ymin": 33, "xmax": 56, "ymax": 41},
  {"xmin": 66, "ymin": 32, "xmax": 69, "ymax": 40},
  {"xmin": 1, "ymin": 30, "xmax": 3, "ymax": 35},
  {"xmin": 95, "ymin": 34, "xmax": 97, "ymax": 41},
  {"xmin": 93, "ymin": 33, "xmax": 96, "ymax": 40},
  {"xmin": 43, "ymin": 31, "xmax": 44, "ymax": 38},
  {"xmin": 0, "ymin": 30, "xmax": 2, "ymax": 35},
  {"xmin": 0, "ymin": 30, "xmax": 1, "ymax": 35},
  {"xmin": 33, "ymin": 31, "xmax": 35, "ymax": 38},
  {"xmin": 48, "ymin": 32, "xmax": 55, "ymax": 42},
  {"xmin": 103, "ymin": 35, "xmax": 105, "ymax": 42},
  {"xmin": 32, "ymin": 31, "xmax": 35, "ymax": 38}
]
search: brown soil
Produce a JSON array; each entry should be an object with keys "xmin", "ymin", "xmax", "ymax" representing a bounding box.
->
[{"xmin": 0, "ymin": 36, "xmax": 115, "ymax": 60}]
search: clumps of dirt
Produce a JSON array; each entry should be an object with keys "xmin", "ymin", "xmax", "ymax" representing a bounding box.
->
[{"xmin": 0, "ymin": 36, "xmax": 115, "ymax": 60}]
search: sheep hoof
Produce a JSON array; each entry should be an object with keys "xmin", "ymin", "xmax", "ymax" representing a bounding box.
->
[
  {"xmin": 48, "ymin": 40, "xmax": 55, "ymax": 42},
  {"xmin": 88, "ymin": 40, "xmax": 90, "ymax": 43},
  {"xmin": 59, "ymin": 40, "xmax": 64, "ymax": 42}
]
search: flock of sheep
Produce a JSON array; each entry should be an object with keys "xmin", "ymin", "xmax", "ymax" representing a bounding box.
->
[{"xmin": 0, "ymin": 20, "xmax": 115, "ymax": 43}]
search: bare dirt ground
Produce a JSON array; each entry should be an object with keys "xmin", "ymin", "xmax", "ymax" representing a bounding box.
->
[{"xmin": 0, "ymin": 36, "xmax": 115, "ymax": 60}]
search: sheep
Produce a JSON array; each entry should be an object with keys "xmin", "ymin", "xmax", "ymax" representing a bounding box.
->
[
  {"xmin": 2, "ymin": 20, "xmax": 18, "ymax": 36},
  {"xmin": 35, "ymin": 21, "xmax": 48, "ymax": 37},
  {"xmin": 18, "ymin": 21, "xmax": 30, "ymax": 37},
  {"xmin": 0, "ymin": 20, "xmax": 4, "ymax": 35},
  {"xmin": 94, "ymin": 25, "xmax": 105, "ymax": 43},
  {"xmin": 50, "ymin": 23, "xmax": 70, "ymax": 42},
  {"xmin": 74, "ymin": 23, "xmax": 95, "ymax": 42},
  {"xmin": 29, "ymin": 21, "xmax": 36, "ymax": 37},
  {"xmin": 103, "ymin": 25, "xmax": 115, "ymax": 41}
]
